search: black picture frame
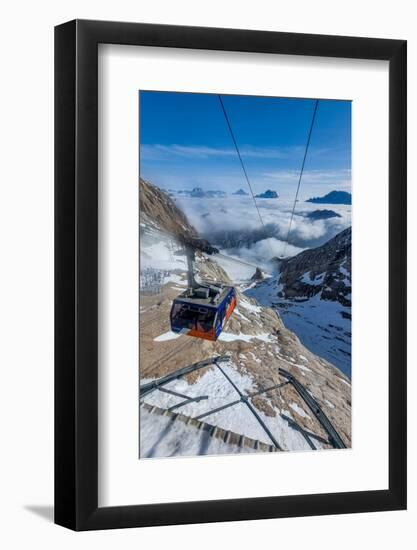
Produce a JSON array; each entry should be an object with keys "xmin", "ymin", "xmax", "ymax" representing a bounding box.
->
[{"xmin": 55, "ymin": 19, "xmax": 407, "ymax": 531}]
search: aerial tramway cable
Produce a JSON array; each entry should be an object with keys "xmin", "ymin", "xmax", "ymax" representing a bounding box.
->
[
  {"xmin": 144, "ymin": 97, "xmax": 319, "ymax": 278},
  {"xmin": 218, "ymin": 95, "xmax": 275, "ymax": 261},
  {"xmin": 214, "ymin": 251, "xmax": 271, "ymax": 274},
  {"xmin": 282, "ymin": 99, "xmax": 319, "ymax": 258}
]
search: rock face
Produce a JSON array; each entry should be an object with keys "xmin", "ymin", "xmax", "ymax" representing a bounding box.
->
[
  {"xmin": 306, "ymin": 190, "xmax": 352, "ymax": 205},
  {"xmin": 140, "ymin": 178, "xmax": 217, "ymax": 254},
  {"xmin": 195, "ymin": 254, "xmax": 232, "ymax": 285},
  {"xmin": 250, "ymin": 267, "xmax": 265, "ymax": 282},
  {"xmin": 278, "ymin": 227, "xmax": 351, "ymax": 307}
]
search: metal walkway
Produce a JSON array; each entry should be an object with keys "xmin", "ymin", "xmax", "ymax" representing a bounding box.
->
[
  {"xmin": 140, "ymin": 355, "xmax": 283, "ymax": 450},
  {"xmin": 140, "ymin": 355, "xmax": 346, "ymax": 451}
]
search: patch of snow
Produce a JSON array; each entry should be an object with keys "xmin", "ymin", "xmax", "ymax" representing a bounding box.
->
[
  {"xmin": 294, "ymin": 363, "xmax": 312, "ymax": 373},
  {"xmin": 289, "ymin": 402, "xmax": 311, "ymax": 419},
  {"xmin": 153, "ymin": 331, "xmax": 182, "ymax": 342},
  {"xmin": 239, "ymin": 300, "xmax": 262, "ymax": 313},
  {"xmin": 165, "ymin": 273, "xmax": 186, "ymax": 285},
  {"xmin": 218, "ymin": 332, "xmax": 273, "ymax": 343},
  {"xmin": 300, "ymin": 271, "xmax": 325, "ymax": 285},
  {"xmin": 234, "ymin": 308, "xmax": 250, "ymax": 323},
  {"xmin": 139, "ymin": 376, "xmax": 156, "ymax": 386},
  {"xmin": 339, "ymin": 264, "xmax": 350, "ymax": 278}
]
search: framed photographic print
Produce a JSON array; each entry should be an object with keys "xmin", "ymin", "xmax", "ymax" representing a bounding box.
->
[{"xmin": 55, "ymin": 20, "xmax": 406, "ymax": 530}]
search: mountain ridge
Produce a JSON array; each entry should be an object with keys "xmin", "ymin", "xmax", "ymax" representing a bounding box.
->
[
  {"xmin": 255, "ymin": 189, "xmax": 279, "ymax": 199},
  {"xmin": 306, "ymin": 190, "xmax": 351, "ymax": 205},
  {"xmin": 246, "ymin": 226, "xmax": 352, "ymax": 375},
  {"xmin": 278, "ymin": 227, "xmax": 351, "ymax": 307},
  {"xmin": 140, "ymin": 178, "xmax": 218, "ymax": 253}
]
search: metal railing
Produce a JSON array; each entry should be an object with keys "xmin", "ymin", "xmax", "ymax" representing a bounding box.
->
[{"xmin": 140, "ymin": 355, "xmax": 345, "ymax": 451}]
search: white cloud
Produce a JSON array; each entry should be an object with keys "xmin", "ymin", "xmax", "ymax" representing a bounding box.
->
[
  {"xmin": 141, "ymin": 143, "xmax": 332, "ymax": 161},
  {"xmin": 176, "ymin": 196, "xmax": 351, "ymax": 260},
  {"xmin": 225, "ymin": 238, "xmax": 305, "ymax": 267},
  {"xmin": 262, "ymin": 168, "xmax": 351, "ymax": 187}
]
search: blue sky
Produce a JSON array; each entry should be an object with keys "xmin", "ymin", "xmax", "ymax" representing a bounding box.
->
[{"xmin": 139, "ymin": 91, "xmax": 351, "ymax": 199}]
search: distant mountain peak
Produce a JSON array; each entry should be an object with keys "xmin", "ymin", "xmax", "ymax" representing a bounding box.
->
[
  {"xmin": 233, "ymin": 188, "xmax": 249, "ymax": 196},
  {"xmin": 255, "ymin": 189, "xmax": 279, "ymax": 199},
  {"xmin": 306, "ymin": 190, "xmax": 351, "ymax": 205},
  {"xmin": 175, "ymin": 187, "xmax": 227, "ymax": 198},
  {"xmin": 305, "ymin": 209, "xmax": 342, "ymax": 220}
]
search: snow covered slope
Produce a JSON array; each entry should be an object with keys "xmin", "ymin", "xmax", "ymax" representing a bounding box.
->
[
  {"xmin": 245, "ymin": 228, "xmax": 351, "ymax": 377},
  {"xmin": 141, "ymin": 359, "xmax": 322, "ymax": 454},
  {"xmin": 140, "ymin": 403, "xmax": 278, "ymax": 458},
  {"xmin": 140, "ymin": 178, "xmax": 217, "ymax": 254}
]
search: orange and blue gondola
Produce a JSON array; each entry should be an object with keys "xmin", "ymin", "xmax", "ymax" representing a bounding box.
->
[{"xmin": 170, "ymin": 285, "xmax": 236, "ymax": 341}]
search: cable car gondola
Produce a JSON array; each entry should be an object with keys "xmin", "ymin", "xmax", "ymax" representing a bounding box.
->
[{"xmin": 170, "ymin": 246, "xmax": 236, "ymax": 341}]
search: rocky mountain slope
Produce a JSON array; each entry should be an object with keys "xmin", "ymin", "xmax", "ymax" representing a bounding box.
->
[
  {"xmin": 140, "ymin": 178, "xmax": 216, "ymax": 253},
  {"xmin": 246, "ymin": 227, "xmax": 351, "ymax": 376},
  {"xmin": 278, "ymin": 227, "xmax": 351, "ymax": 307}
]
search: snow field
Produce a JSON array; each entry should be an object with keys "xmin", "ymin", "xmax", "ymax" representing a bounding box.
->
[
  {"xmin": 140, "ymin": 407, "xmax": 262, "ymax": 458},
  {"xmin": 140, "ymin": 361, "xmax": 322, "ymax": 453}
]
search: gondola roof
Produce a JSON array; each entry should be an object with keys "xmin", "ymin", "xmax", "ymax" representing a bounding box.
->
[{"xmin": 174, "ymin": 286, "xmax": 232, "ymax": 308}]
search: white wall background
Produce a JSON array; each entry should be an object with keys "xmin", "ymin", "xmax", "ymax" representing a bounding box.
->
[{"xmin": 0, "ymin": 1, "xmax": 415, "ymax": 548}]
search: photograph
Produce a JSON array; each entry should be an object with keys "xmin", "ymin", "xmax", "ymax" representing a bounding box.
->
[
  {"xmin": 138, "ymin": 91, "xmax": 352, "ymax": 458},
  {"xmin": 0, "ymin": 2, "xmax": 409, "ymax": 542}
]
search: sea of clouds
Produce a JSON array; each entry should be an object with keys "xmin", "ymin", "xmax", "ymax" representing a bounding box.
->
[{"xmin": 175, "ymin": 196, "xmax": 351, "ymax": 268}]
